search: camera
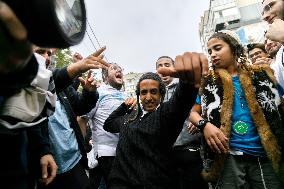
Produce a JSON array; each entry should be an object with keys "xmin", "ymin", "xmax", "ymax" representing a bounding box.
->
[{"xmin": 1, "ymin": 0, "xmax": 86, "ymax": 48}]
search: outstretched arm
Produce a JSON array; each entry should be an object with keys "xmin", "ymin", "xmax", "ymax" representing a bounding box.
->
[
  {"xmin": 53, "ymin": 47, "xmax": 109, "ymax": 93},
  {"xmin": 0, "ymin": 2, "xmax": 39, "ymax": 97},
  {"xmin": 158, "ymin": 52, "xmax": 209, "ymax": 88},
  {"xmin": 0, "ymin": 1, "xmax": 32, "ymax": 73}
]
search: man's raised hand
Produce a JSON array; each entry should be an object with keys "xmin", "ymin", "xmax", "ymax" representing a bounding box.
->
[{"xmin": 157, "ymin": 52, "xmax": 208, "ymax": 88}]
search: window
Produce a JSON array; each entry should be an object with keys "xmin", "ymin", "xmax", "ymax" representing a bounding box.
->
[{"xmin": 239, "ymin": 3, "xmax": 262, "ymax": 21}]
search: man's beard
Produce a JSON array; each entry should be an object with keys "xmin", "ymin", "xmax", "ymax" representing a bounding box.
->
[
  {"xmin": 109, "ymin": 79, "xmax": 123, "ymax": 90},
  {"xmin": 269, "ymin": 50, "xmax": 278, "ymax": 58}
]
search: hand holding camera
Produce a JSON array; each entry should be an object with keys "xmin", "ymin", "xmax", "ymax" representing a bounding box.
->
[
  {"xmin": 0, "ymin": 1, "xmax": 32, "ymax": 73},
  {"xmin": 0, "ymin": 0, "xmax": 86, "ymax": 74}
]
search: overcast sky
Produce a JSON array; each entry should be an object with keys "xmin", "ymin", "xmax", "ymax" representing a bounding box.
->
[{"xmin": 71, "ymin": 0, "xmax": 210, "ymax": 74}]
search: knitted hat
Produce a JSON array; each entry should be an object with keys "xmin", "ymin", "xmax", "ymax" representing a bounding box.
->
[{"xmin": 219, "ymin": 30, "xmax": 241, "ymax": 44}]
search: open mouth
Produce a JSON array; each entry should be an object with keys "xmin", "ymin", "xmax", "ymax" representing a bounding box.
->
[
  {"xmin": 115, "ymin": 73, "xmax": 122, "ymax": 79},
  {"xmin": 268, "ymin": 16, "xmax": 276, "ymax": 24}
]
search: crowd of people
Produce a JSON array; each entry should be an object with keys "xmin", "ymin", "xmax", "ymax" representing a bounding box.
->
[{"xmin": 1, "ymin": 0, "xmax": 284, "ymax": 189}]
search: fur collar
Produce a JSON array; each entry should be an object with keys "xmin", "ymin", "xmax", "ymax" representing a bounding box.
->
[{"xmin": 201, "ymin": 65, "xmax": 283, "ymax": 182}]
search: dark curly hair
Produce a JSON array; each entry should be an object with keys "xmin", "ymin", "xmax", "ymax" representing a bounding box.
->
[
  {"xmin": 126, "ymin": 72, "xmax": 166, "ymax": 123},
  {"xmin": 135, "ymin": 72, "xmax": 166, "ymax": 100},
  {"xmin": 247, "ymin": 43, "xmax": 267, "ymax": 55}
]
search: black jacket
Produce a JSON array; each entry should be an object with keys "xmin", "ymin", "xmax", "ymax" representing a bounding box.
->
[
  {"xmin": 0, "ymin": 66, "xmax": 97, "ymax": 179},
  {"xmin": 0, "ymin": 54, "xmax": 38, "ymax": 98},
  {"xmin": 0, "ymin": 55, "xmax": 47, "ymax": 178},
  {"xmin": 104, "ymin": 82, "xmax": 197, "ymax": 189},
  {"xmin": 52, "ymin": 68, "xmax": 99, "ymax": 169}
]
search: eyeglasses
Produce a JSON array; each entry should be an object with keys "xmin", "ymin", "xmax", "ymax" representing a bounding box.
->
[
  {"xmin": 262, "ymin": 0, "xmax": 278, "ymax": 16},
  {"xmin": 109, "ymin": 65, "xmax": 123, "ymax": 72}
]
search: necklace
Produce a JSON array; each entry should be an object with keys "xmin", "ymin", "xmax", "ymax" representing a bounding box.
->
[
  {"xmin": 233, "ymin": 121, "xmax": 249, "ymax": 135},
  {"xmin": 234, "ymin": 87, "xmax": 245, "ymax": 109}
]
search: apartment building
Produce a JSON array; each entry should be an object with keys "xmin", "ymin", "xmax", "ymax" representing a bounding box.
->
[
  {"xmin": 199, "ymin": 0, "xmax": 267, "ymax": 53},
  {"xmin": 123, "ymin": 72, "xmax": 144, "ymax": 97}
]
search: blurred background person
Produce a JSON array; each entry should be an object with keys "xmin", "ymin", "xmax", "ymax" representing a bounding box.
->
[
  {"xmin": 87, "ymin": 63, "xmax": 126, "ymax": 188},
  {"xmin": 262, "ymin": 0, "xmax": 284, "ymax": 90},
  {"xmin": 247, "ymin": 43, "xmax": 271, "ymax": 65}
]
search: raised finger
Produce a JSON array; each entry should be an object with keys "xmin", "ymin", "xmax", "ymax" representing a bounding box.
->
[
  {"xmin": 87, "ymin": 63, "xmax": 105, "ymax": 70},
  {"xmin": 92, "ymin": 46, "xmax": 106, "ymax": 57},
  {"xmin": 125, "ymin": 98, "xmax": 131, "ymax": 105},
  {"xmin": 132, "ymin": 99, "xmax": 137, "ymax": 109},
  {"xmin": 128, "ymin": 98, "xmax": 134, "ymax": 104},
  {"xmin": 88, "ymin": 56, "xmax": 108, "ymax": 65},
  {"xmin": 88, "ymin": 76, "xmax": 95, "ymax": 84},
  {"xmin": 91, "ymin": 80, "xmax": 97, "ymax": 86},
  {"xmin": 157, "ymin": 67, "xmax": 176, "ymax": 77},
  {"xmin": 89, "ymin": 57, "xmax": 110, "ymax": 69},
  {"xmin": 78, "ymin": 77, "xmax": 85, "ymax": 86},
  {"xmin": 98, "ymin": 54, "xmax": 104, "ymax": 59},
  {"xmin": 0, "ymin": 2, "xmax": 27, "ymax": 40},
  {"xmin": 87, "ymin": 70, "xmax": 92, "ymax": 79},
  {"xmin": 131, "ymin": 98, "xmax": 136, "ymax": 105}
]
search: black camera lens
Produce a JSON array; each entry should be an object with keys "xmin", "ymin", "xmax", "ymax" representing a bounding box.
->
[{"xmin": 3, "ymin": 0, "xmax": 86, "ymax": 48}]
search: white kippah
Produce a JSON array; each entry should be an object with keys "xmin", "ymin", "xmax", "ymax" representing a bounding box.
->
[{"xmin": 219, "ymin": 30, "xmax": 241, "ymax": 44}]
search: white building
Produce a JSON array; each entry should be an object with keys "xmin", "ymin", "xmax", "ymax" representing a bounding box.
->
[
  {"xmin": 123, "ymin": 72, "xmax": 144, "ymax": 97},
  {"xmin": 199, "ymin": 0, "xmax": 267, "ymax": 53}
]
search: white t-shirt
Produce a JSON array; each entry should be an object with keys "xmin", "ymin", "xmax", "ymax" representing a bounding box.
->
[
  {"xmin": 88, "ymin": 84, "xmax": 127, "ymax": 157},
  {"xmin": 270, "ymin": 46, "xmax": 284, "ymax": 91}
]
